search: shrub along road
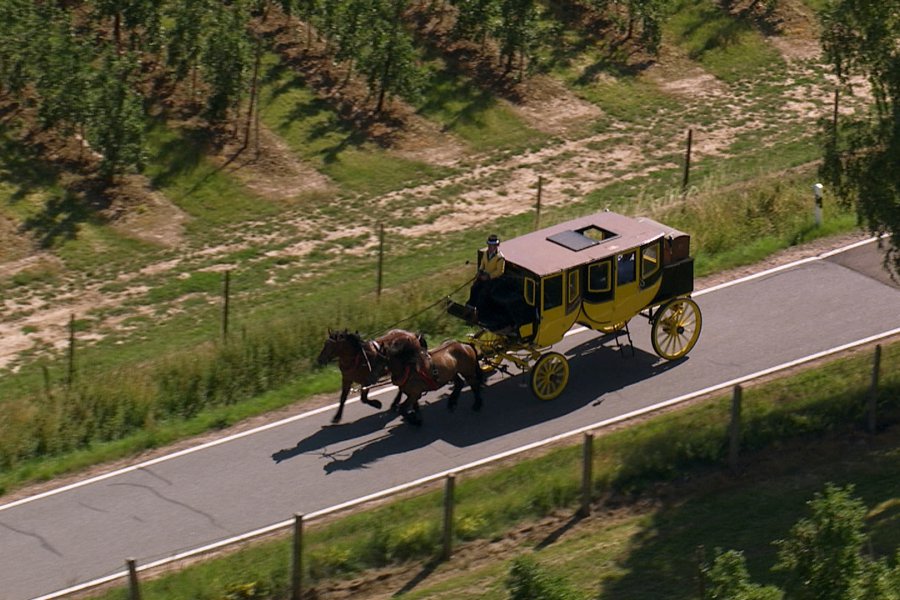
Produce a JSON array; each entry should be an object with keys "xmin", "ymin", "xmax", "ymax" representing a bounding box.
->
[{"xmin": 1, "ymin": 239, "xmax": 899, "ymax": 600}]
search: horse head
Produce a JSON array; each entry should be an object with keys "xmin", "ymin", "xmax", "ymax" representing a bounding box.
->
[{"xmin": 317, "ymin": 328, "xmax": 349, "ymax": 365}]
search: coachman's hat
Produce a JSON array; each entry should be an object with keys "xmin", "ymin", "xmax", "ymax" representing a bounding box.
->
[{"xmin": 487, "ymin": 234, "xmax": 500, "ymax": 245}]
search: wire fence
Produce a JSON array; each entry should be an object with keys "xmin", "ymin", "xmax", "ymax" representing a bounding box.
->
[{"xmin": 53, "ymin": 338, "xmax": 897, "ymax": 600}]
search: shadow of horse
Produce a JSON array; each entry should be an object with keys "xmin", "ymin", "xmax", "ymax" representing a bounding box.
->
[
  {"xmin": 275, "ymin": 334, "xmax": 688, "ymax": 475},
  {"xmin": 271, "ymin": 409, "xmax": 399, "ymax": 464}
]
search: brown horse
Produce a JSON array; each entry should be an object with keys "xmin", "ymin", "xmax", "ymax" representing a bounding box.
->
[
  {"xmin": 386, "ymin": 339, "xmax": 484, "ymax": 426},
  {"xmin": 316, "ymin": 329, "xmax": 427, "ymax": 424}
]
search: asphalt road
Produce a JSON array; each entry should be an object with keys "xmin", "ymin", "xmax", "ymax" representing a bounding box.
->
[{"xmin": 2, "ymin": 240, "xmax": 899, "ymax": 600}]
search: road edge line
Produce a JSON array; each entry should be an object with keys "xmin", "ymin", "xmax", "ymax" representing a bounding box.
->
[{"xmin": 30, "ymin": 326, "xmax": 900, "ymax": 600}]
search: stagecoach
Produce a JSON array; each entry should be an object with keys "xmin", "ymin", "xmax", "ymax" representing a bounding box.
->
[{"xmin": 446, "ymin": 210, "xmax": 701, "ymax": 401}]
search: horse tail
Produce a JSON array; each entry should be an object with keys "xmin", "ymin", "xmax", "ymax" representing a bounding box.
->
[{"xmin": 465, "ymin": 341, "xmax": 486, "ymax": 385}]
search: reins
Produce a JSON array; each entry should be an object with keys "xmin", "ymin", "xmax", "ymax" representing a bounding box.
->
[{"xmin": 372, "ymin": 275, "xmax": 474, "ymax": 337}]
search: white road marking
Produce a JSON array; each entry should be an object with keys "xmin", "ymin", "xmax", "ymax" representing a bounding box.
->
[
  {"xmin": 9, "ymin": 234, "xmax": 895, "ymax": 599},
  {"xmin": 1, "ymin": 236, "xmax": 884, "ymax": 516},
  {"xmin": 32, "ymin": 324, "xmax": 900, "ymax": 600}
]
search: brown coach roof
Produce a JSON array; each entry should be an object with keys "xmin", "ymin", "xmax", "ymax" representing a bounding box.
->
[{"xmin": 498, "ymin": 211, "xmax": 683, "ymax": 277}]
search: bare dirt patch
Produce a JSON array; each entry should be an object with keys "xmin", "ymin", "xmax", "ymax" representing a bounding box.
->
[{"xmin": 214, "ymin": 123, "xmax": 333, "ymax": 200}]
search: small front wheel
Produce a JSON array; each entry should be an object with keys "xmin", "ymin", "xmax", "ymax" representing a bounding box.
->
[
  {"xmin": 651, "ymin": 297, "xmax": 702, "ymax": 360},
  {"xmin": 530, "ymin": 352, "xmax": 569, "ymax": 401}
]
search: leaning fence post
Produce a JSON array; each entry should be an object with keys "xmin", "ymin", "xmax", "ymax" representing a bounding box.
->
[
  {"xmin": 126, "ymin": 557, "xmax": 142, "ymax": 600},
  {"xmin": 580, "ymin": 432, "xmax": 594, "ymax": 517},
  {"xmin": 376, "ymin": 223, "xmax": 384, "ymax": 300},
  {"xmin": 729, "ymin": 385, "xmax": 742, "ymax": 471},
  {"xmin": 443, "ymin": 474, "xmax": 456, "ymax": 560},
  {"xmin": 222, "ymin": 270, "xmax": 231, "ymax": 341},
  {"xmin": 66, "ymin": 313, "xmax": 76, "ymax": 389},
  {"xmin": 292, "ymin": 513, "xmax": 304, "ymax": 600},
  {"xmin": 868, "ymin": 345, "xmax": 881, "ymax": 434},
  {"xmin": 682, "ymin": 129, "xmax": 693, "ymax": 192}
]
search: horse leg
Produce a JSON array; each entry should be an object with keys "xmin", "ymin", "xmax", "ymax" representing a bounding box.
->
[
  {"xmin": 447, "ymin": 374, "xmax": 464, "ymax": 412},
  {"xmin": 465, "ymin": 372, "xmax": 483, "ymax": 412},
  {"xmin": 471, "ymin": 378, "xmax": 483, "ymax": 412},
  {"xmin": 332, "ymin": 380, "xmax": 352, "ymax": 424},
  {"xmin": 360, "ymin": 387, "xmax": 383, "ymax": 410},
  {"xmin": 389, "ymin": 389, "xmax": 404, "ymax": 412},
  {"xmin": 400, "ymin": 392, "xmax": 423, "ymax": 427}
]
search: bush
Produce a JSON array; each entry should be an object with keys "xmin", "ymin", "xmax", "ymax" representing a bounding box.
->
[
  {"xmin": 222, "ymin": 581, "xmax": 270, "ymax": 600},
  {"xmin": 506, "ymin": 555, "xmax": 584, "ymax": 600}
]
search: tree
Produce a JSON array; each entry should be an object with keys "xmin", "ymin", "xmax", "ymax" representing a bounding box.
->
[
  {"xmin": 701, "ymin": 549, "xmax": 781, "ymax": 600},
  {"xmin": 332, "ymin": 0, "xmax": 372, "ymax": 80},
  {"xmin": 92, "ymin": 0, "xmax": 161, "ymax": 54},
  {"xmin": 166, "ymin": 0, "xmax": 212, "ymax": 84},
  {"xmin": 88, "ymin": 51, "xmax": 146, "ymax": 179},
  {"xmin": 495, "ymin": 0, "xmax": 539, "ymax": 76},
  {"xmin": 358, "ymin": 0, "xmax": 424, "ymax": 114},
  {"xmin": 451, "ymin": 0, "xmax": 500, "ymax": 49},
  {"xmin": 32, "ymin": 8, "xmax": 93, "ymax": 134},
  {"xmin": 201, "ymin": 0, "xmax": 252, "ymax": 123},
  {"xmin": 623, "ymin": 0, "xmax": 670, "ymax": 55},
  {"xmin": 774, "ymin": 484, "xmax": 869, "ymax": 600},
  {"xmin": 819, "ymin": 0, "xmax": 900, "ymax": 273},
  {"xmin": 0, "ymin": 0, "xmax": 41, "ymax": 94},
  {"xmin": 701, "ymin": 485, "xmax": 900, "ymax": 600}
]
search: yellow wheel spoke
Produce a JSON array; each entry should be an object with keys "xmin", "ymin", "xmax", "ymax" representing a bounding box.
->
[
  {"xmin": 530, "ymin": 352, "xmax": 569, "ymax": 401},
  {"xmin": 652, "ymin": 298, "xmax": 702, "ymax": 361}
]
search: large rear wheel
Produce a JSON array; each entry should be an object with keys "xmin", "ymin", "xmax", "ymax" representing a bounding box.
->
[
  {"xmin": 529, "ymin": 352, "xmax": 569, "ymax": 401},
  {"xmin": 651, "ymin": 298, "xmax": 702, "ymax": 360}
]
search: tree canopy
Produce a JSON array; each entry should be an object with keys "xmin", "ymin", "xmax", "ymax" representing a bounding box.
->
[{"xmin": 820, "ymin": 0, "xmax": 900, "ymax": 272}]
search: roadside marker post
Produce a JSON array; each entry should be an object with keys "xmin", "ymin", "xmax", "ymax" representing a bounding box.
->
[{"xmin": 813, "ymin": 183, "xmax": 824, "ymax": 227}]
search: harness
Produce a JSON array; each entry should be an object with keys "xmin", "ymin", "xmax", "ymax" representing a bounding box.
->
[
  {"xmin": 396, "ymin": 363, "xmax": 441, "ymax": 391},
  {"xmin": 344, "ymin": 340, "xmax": 379, "ymax": 376}
]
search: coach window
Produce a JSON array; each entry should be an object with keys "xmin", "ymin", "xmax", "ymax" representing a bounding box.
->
[
  {"xmin": 588, "ymin": 261, "xmax": 611, "ymax": 292},
  {"xmin": 617, "ymin": 251, "xmax": 637, "ymax": 286},
  {"xmin": 543, "ymin": 274, "xmax": 563, "ymax": 311},
  {"xmin": 524, "ymin": 277, "xmax": 536, "ymax": 306},
  {"xmin": 642, "ymin": 242, "xmax": 660, "ymax": 280},
  {"xmin": 568, "ymin": 270, "xmax": 579, "ymax": 301}
]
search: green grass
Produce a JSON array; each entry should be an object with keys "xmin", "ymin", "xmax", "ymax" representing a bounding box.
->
[
  {"xmin": 667, "ymin": 0, "xmax": 784, "ymax": 82},
  {"xmin": 258, "ymin": 54, "xmax": 452, "ymax": 195},
  {"xmin": 143, "ymin": 121, "xmax": 282, "ymax": 234},
  {"xmin": 87, "ymin": 341, "xmax": 900, "ymax": 600},
  {"xmin": 2, "ymin": 157, "xmax": 860, "ymax": 485},
  {"xmin": 0, "ymin": 0, "xmax": 870, "ymax": 506},
  {"xmin": 800, "ymin": 0, "xmax": 828, "ymax": 13},
  {"xmin": 417, "ymin": 58, "xmax": 546, "ymax": 152},
  {"xmin": 576, "ymin": 76, "xmax": 677, "ymax": 123}
]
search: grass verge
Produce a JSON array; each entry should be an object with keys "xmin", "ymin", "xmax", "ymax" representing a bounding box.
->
[
  {"xmin": 0, "ymin": 161, "xmax": 862, "ymax": 494},
  {"xmin": 87, "ymin": 340, "xmax": 899, "ymax": 600}
]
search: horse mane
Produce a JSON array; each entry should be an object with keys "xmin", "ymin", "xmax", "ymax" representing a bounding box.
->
[
  {"xmin": 331, "ymin": 329, "xmax": 365, "ymax": 350},
  {"xmin": 389, "ymin": 340, "xmax": 419, "ymax": 363}
]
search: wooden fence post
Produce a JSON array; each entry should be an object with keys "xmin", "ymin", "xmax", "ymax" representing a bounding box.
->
[
  {"xmin": 682, "ymin": 129, "xmax": 693, "ymax": 192},
  {"xmin": 729, "ymin": 385, "xmax": 742, "ymax": 471},
  {"xmin": 580, "ymin": 432, "xmax": 594, "ymax": 517},
  {"xmin": 868, "ymin": 345, "xmax": 881, "ymax": 434},
  {"xmin": 66, "ymin": 313, "xmax": 75, "ymax": 389},
  {"xmin": 534, "ymin": 176, "xmax": 543, "ymax": 231},
  {"xmin": 832, "ymin": 86, "xmax": 840, "ymax": 140},
  {"xmin": 126, "ymin": 558, "xmax": 142, "ymax": 600},
  {"xmin": 222, "ymin": 270, "xmax": 231, "ymax": 341},
  {"xmin": 42, "ymin": 365, "xmax": 53, "ymax": 401},
  {"xmin": 376, "ymin": 223, "xmax": 384, "ymax": 300},
  {"xmin": 443, "ymin": 474, "xmax": 455, "ymax": 560},
  {"xmin": 292, "ymin": 513, "xmax": 304, "ymax": 600}
]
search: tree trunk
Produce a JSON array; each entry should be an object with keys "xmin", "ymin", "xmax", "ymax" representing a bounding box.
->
[
  {"xmin": 245, "ymin": 17, "xmax": 265, "ymax": 151},
  {"xmin": 114, "ymin": 12, "xmax": 122, "ymax": 55}
]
